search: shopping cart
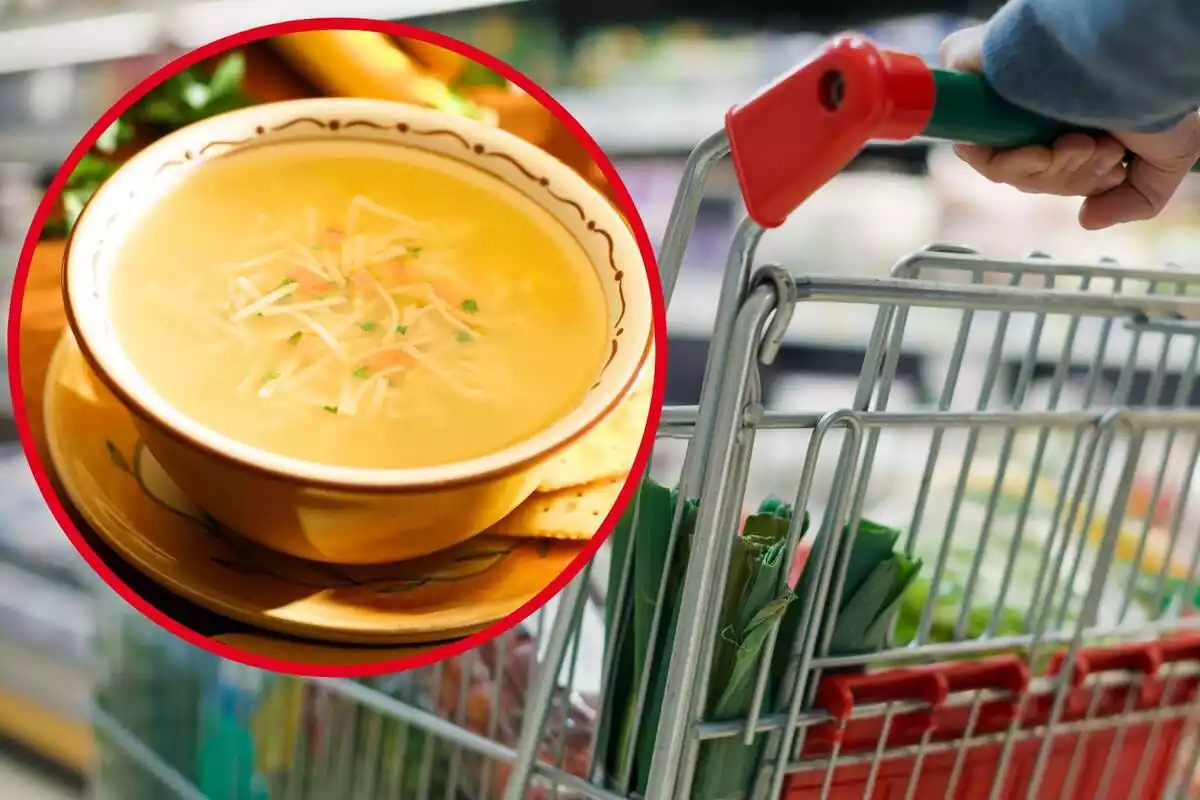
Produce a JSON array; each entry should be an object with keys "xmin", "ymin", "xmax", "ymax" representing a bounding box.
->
[{"xmin": 93, "ymin": 35, "xmax": 1200, "ymax": 800}]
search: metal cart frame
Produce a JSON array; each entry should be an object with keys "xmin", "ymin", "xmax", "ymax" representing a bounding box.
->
[{"xmin": 94, "ymin": 33, "xmax": 1200, "ymax": 800}]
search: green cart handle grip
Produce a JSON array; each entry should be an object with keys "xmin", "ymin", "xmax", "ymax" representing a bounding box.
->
[
  {"xmin": 926, "ymin": 69, "xmax": 1200, "ymax": 173},
  {"xmin": 925, "ymin": 69, "xmax": 1081, "ymax": 148}
]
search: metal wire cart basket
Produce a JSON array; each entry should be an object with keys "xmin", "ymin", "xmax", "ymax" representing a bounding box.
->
[{"xmin": 93, "ymin": 35, "xmax": 1200, "ymax": 800}]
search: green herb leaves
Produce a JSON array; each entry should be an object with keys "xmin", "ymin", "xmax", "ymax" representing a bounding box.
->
[
  {"xmin": 136, "ymin": 52, "xmax": 250, "ymax": 128},
  {"xmin": 44, "ymin": 52, "xmax": 250, "ymax": 240},
  {"xmin": 95, "ymin": 119, "xmax": 135, "ymax": 155},
  {"xmin": 46, "ymin": 154, "xmax": 120, "ymax": 237},
  {"xmin": 460, "ymin": 298, "xmax": 478, "ymax": 313}
]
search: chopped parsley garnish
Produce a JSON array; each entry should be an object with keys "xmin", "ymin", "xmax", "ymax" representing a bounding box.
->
[
  {"xmin": 287, "ymin": 331, "xmax": 302, "ymax": 345},
  {"xmin": 263, "ymin": 371, "xmax": 280, "ymax": 381},
  {"xmin": 456, "ymin": 331, "xmax": 472, "ymax": 342},
  {"xmin": 352, "ymin": 366, "xmax": 369, "ymax": 379},
  {"xmin": 395, "ymin": 325, "xmax": 407, "ymax": 334},
  {"xmin": 360, "ymin": 321, "xmax": 379, "ymax": 332},
  {"xmin": 323, "ymin": 405, "xmax": 339, "ymax": 414},
  {"xmin": 407, "ymin": 246, "xmax": 422, "ymax": 258},
  {"xmin": 280, "ymin": 277, "xmax": 297, "ymax": 287},
  {"xmin": 461, "ymin": 298, "xmax": 478, "ymax": 313}
]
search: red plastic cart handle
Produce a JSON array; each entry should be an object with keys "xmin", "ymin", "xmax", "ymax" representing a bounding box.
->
[
  {"xmin": 1049, "ymin": 642, "xmax": 1163, "ymax": 688},
  {"xmin": 726, "ymin": 35, "xmax": 934, "ymax": 229},
  {"xmin": 726, "ymin": 34, "xmax": 1200, "ymax": 229},
  {"xmin": 812, "ymin": 657, "xmax": 1029, "ymax": 747}
]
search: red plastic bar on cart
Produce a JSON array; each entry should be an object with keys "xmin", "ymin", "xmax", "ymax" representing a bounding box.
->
[
  {"xmin": 805, "ymin": 657, "xmax": 1028, "ymax": 753},
  {"xmin": 785, "ymin": 636, "xmax": 1200, "ymax": 799},
  {"xmin": 725, "ymin": 34, "xmax": 934, "ymax": 229}
]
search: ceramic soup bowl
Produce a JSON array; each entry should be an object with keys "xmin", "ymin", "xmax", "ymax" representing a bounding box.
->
[{"xmin": 64, "ymin": 98, "xmax": 652, "ymax": 565}]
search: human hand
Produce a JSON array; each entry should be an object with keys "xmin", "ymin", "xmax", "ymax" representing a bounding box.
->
[{"xmin": 941, "ymin": 25, "xmax": 1200, "ymax": 230}]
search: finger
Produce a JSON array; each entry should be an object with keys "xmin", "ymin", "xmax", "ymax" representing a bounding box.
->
[
  {"xmin": 1061, "ymin": 166, "xmax": 1127, "ymax": 200},
  {"xmin": 1080, "ymin": 155, "xmax": 1188, "ymax": 229},
  {"xmin": 940, "ymin": 26, "xmax": 985, "ymax": 72},
  {"xmin": 1046, "ymin": 133, "xmax": 1097, "ymax": 176},
  {"xmin": 1072, "ymin": 165, "xmax": 1128, "ymax": 204},
  {"xmin": 953, "ymin": 143, "xmax": 997, "ymax": 171},
  {"xmin": 975, "ymin": 146, "xmax": 1055, "ymax": 184},
  {"xmin": 1059, "ymin": 137, "xmax": 1126, "ymax": 195},
  {"xmin": 1088, "ymin": 137, "xmax": 1128, "ymax": 176},
  {"xmin": 1097, "ymin": 164, "xmax": 1127, "ymax": 192}
]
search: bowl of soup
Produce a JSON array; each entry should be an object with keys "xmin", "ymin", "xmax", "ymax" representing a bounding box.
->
[{"xmin": 63, "ymin": 98, "xmax": 653, "ymax": 565}]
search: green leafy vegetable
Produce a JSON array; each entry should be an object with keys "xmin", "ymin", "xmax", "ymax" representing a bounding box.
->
[
  {"xmin": 134, "ymin": 52, "xmax": 250, "ymax": 128},
  {"xmin": 360, "ymin": 321, "xmax": 379, "ymax": 332},
  {"xmin": 43, "ymin": 52, "xmax": 249, "ymax": 239},
  {"xmin": 461, "ymin": 298, "xmax": 479, "ymax": 313},
  {"xmin": 352, "ymin": 366, "xmax": 369, "ymax": 379},
  {"xmin": 44, "ymin": 154, "xmax": 120, "ymax": 237},
  {"xmin": 601, "ymin": 482, "xmax": 923, "ymax": 799},
  {"xmin": 95, "ymin": 119, "xmax": 135, "ymax": 155},
  {"xmin": 323, "ymin": 405, "xmax": 338, "ymax": 414},
  {"xmin": 395, "ymin": 325, "xmax": 407, "ymax": 334},
  {"xmin": 456, "ymin": 331, "xmax": 472, "ymax": 342}
]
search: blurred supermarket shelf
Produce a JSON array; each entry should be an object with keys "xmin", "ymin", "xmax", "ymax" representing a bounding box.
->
[
  {"xmin": 558, "ymin": 85, "xmax": 931, "ymax": 155},
  {"xmin": 0, "ymin": 558, "xmax": 93, "ymax": 669},
  {"xmin": 0, "ymin": 450, "xmax": 90, "ymax": 583},
  {"xmin": 0, "ymin": 130, "xmax": 85, "ymax": 164},
  {"xmin": 0, "ymin": 636, "xmax": 93, "ymax": 775},
  {"xmin": 0, "ymin": 750, "xmax": 81, "ymax": 800},
  {"xmin": 555, "ymin": 17, "xmax": 965, "ymax": 154},
  {"xmin": 170, "ymin": 0, "xmax": 524, "ymax": 49},
  {"xmin": 0, "ymin": 0, "xmax": 526, "ymax": 75},
  {"xmin": 557, "ymin": 85, "xmax": 744, "ymax": 154}
]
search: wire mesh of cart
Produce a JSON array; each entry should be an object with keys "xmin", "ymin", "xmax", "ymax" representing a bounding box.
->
[{"xmin": 90, "ymin": 34, "xmax": 1200, "ymax": 800}]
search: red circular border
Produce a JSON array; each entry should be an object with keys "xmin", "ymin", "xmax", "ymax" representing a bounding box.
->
[{"xmin": 8, "ymin": 17, "xmax": 667, "ymax": 677}]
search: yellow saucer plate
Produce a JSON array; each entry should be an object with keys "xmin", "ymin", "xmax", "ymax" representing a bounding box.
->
[{"xmin": 44, "ymin": 333, "xmax": 581, "ymax": 645}]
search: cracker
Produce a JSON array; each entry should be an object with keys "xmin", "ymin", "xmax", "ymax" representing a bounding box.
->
[
  {"xmin": 537, "ymin": 361, "xmax": 655, "ymax": 493},
  {"xmin": 489, "ymin": 479, "xmax": 625, "ymax": 540}
]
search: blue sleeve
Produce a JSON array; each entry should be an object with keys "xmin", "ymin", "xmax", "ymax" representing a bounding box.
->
[{"xmin": 982, "ymin": 0, "xmax": 1200, "ymax": 133}]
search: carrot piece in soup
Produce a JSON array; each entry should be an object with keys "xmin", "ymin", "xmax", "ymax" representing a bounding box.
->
[
  {"xmin": 286, "ymin": 270, "xmax": 337, "ymax": 296},
  {"xmin": 374, "ymin": 258, "xmax": 407, "ymax": 286},
  {"xmin": 364, "ymin": 349, "xmax": 416, "ymax": 373},
  {"xmin": 296, "ymin": 335, "xmax": 324, "ymax": 361},
  {"xmin": 428, "ymin": 277, "xmax": 470, "ymax": 306}
]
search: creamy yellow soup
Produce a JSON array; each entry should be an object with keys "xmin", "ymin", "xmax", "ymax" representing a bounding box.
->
[{"xmin": 110, "ymin": 139, "xmax": 609, "ymax": 470}]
